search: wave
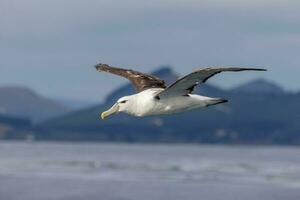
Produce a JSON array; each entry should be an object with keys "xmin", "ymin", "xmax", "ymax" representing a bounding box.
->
[{"xmin": 1, "ymin": 158, "xmax": 300, "ymax": 188}]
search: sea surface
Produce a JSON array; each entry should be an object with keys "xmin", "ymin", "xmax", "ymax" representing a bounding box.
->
[{"xmin": 0, "ymin": 141, "xmax": 300, "ymax": 200}]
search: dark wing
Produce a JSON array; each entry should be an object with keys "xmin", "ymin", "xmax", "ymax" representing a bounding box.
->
[
  {"xmin": 157, "ymin": 67, "xmax": 267, "ymax": 99},
  {"xmin": 95, "ymin": 63, "xmax": 166, "ymax": 92}
]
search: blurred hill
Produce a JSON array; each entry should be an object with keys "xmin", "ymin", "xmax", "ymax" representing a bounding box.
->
[
  {"xmin": 232, "ymin": 79, "xmax": 285, "ymax": 95},
  {"xmin": 0, "ymin": 114, "xmax": 32, "ymax": 139},
  {"xmin": 35, "ymin": 67, "xmax": 300, "ymax": 145},
  {"xmin": 55, "ymin": 98, "xmax": 98, "ymax": 110},
  {"xmin": 0, "ymin": 86, "xmax": 71, "ymax": 123}
]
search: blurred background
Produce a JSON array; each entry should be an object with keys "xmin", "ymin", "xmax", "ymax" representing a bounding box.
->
[{"xmin": 0, "ymin": 0, "xmax": 300, "ymax": 200}]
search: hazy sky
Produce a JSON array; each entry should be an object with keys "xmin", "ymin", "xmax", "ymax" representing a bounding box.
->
[{"xmin": 1, "ymin": 0, "xmax": 300, "ymax": 101}]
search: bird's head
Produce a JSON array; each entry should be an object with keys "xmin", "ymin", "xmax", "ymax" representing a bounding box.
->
[{"xmin": 101, "ymin": 96, "xmax": 133, "ymax": 119}]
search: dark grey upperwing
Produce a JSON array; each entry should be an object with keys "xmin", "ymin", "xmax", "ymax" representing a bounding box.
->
[
  {"xmin": 95, "ymin": 63, "xmax": 166, "ymax": 92},
  {"xmin": 156, "ymin": 67, "xmax": 267, "ymax": 99}
]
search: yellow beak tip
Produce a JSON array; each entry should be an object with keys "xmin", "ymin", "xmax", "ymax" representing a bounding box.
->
[
  {"xmin": 100, "ymin": 103, "xmax": 119, "ymax": 120},
  {"xmin": 100, "ymin": 113, "xmax": 105, "ymax": 120}
]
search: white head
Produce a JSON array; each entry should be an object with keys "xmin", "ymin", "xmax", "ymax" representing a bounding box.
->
[{"xmin": 101, "ymin": 96, "xmax": 133, "ymax": 119}]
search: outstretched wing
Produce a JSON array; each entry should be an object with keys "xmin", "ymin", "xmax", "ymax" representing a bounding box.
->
[
  {"xmin": 95, "ymin": 63, "xmax": 166, "ymax": 92},
  {"xmin": 157, "ymin": 67, "xmax": 266, "ymax": 99}
]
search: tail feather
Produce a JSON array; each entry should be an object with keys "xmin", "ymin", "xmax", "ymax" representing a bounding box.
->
[{"xmin": 209, "ymin": 98, "xmax": 228, "ymax": 106}]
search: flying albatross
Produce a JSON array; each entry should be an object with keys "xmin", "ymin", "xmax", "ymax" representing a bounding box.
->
[{"xmin": 95, "ymin": 64, "xmax": 266, "ymax": 119}]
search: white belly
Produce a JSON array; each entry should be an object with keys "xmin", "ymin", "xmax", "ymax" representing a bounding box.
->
[
  {"xmin": 136, "ymin": 94, "xmax": 208, "ymax": 116},
  {"xmin": 125, "ymin": 89, "xmax": 213, "ymax": 117}
]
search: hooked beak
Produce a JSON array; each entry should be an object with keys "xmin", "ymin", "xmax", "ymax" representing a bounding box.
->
[{"xmin": 101, "ymin": 103, "xmax": 119, "ymax": 120}]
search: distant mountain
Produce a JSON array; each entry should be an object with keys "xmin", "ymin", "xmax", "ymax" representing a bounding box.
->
[
  {"xmin": 232, "ymin": 79, "xmax": 285, "ymax": 95},
  {"xmin": 36, "ymin": 67, "xmax": 300, "ymax": 145},
  {"xmin": 0, "ymin": 114, "xmax": 30, "ymax": 128},
  {"xmin": 0, "ymin": 86, "xmax": 71, "ymax": 123},
  {"xmin": 56, "ymin": 98, "xmax": 98, "ymax": 110},
  {"xmin": 0, "ymin": 114, "xmax": 31, "ymax": 139}
]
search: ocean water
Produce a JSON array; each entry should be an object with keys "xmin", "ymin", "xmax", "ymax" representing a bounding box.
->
[{"xmin": 0, "ymin": 141, "xmax": 300, "ymax": 200}]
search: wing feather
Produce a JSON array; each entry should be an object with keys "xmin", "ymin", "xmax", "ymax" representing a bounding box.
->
[
  {"xmin": 157, "ymin": 67, "xmax": 266, "ymax": 99},
  {"xmin": 95, "ymin": 63, "xmax": 166, "ymax": 92}
]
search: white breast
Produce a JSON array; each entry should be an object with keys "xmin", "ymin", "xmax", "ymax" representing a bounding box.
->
[{"xmin": 127, "ymin": 88, "xmax": 209, "ymax": 117}]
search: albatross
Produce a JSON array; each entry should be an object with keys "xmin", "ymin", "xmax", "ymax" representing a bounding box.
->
[{"xmin": 95, "ymin": 64, "xmax": 266, "ymax": 119}]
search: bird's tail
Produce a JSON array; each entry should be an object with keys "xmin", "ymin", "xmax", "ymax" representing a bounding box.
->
[{"xmin": 208, "ymin": 98, "xmax": 228, "ymax": 106}]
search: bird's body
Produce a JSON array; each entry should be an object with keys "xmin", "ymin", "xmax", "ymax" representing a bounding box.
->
[
  {"xmin": 95, "ymin": 63, "xmax": 266, "ymax": 119},
  {"xmin": 119, "ymin": 88, "xmax": 226, "ymax": 117}
]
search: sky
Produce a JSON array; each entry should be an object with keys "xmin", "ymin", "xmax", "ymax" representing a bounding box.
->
[{"xmin": 1, "ymin": 0, "xmax": 300, "ymax": 101}]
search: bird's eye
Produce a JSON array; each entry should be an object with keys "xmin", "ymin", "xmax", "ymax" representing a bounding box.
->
[{"xmin": 119, "ymin": 100, "xmax": 127, "ymax": 104}]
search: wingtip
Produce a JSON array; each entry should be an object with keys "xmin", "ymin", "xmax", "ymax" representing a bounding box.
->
[
  {"xmin": 94, "ymin": 63, "xmax": 102, "ymax": 71},
  {"xmin": 239, "ymin": 68, "xmax": 267, "ymax": 71},
  {"xmin": 238, "ymin": 68, "xmax": 267, "ymax": 72},
  {"xmin": 95, "ymin": 63, "xmax": 110, "ymax": 71},
  {"xmin": 256, "ymin": 68, "xmax": 267, "ymax": 71}
]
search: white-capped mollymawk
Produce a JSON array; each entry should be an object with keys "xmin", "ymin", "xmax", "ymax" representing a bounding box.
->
[{"xmin": 95, "ymin": 64, "xmax": 266, "ymax": 119}]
